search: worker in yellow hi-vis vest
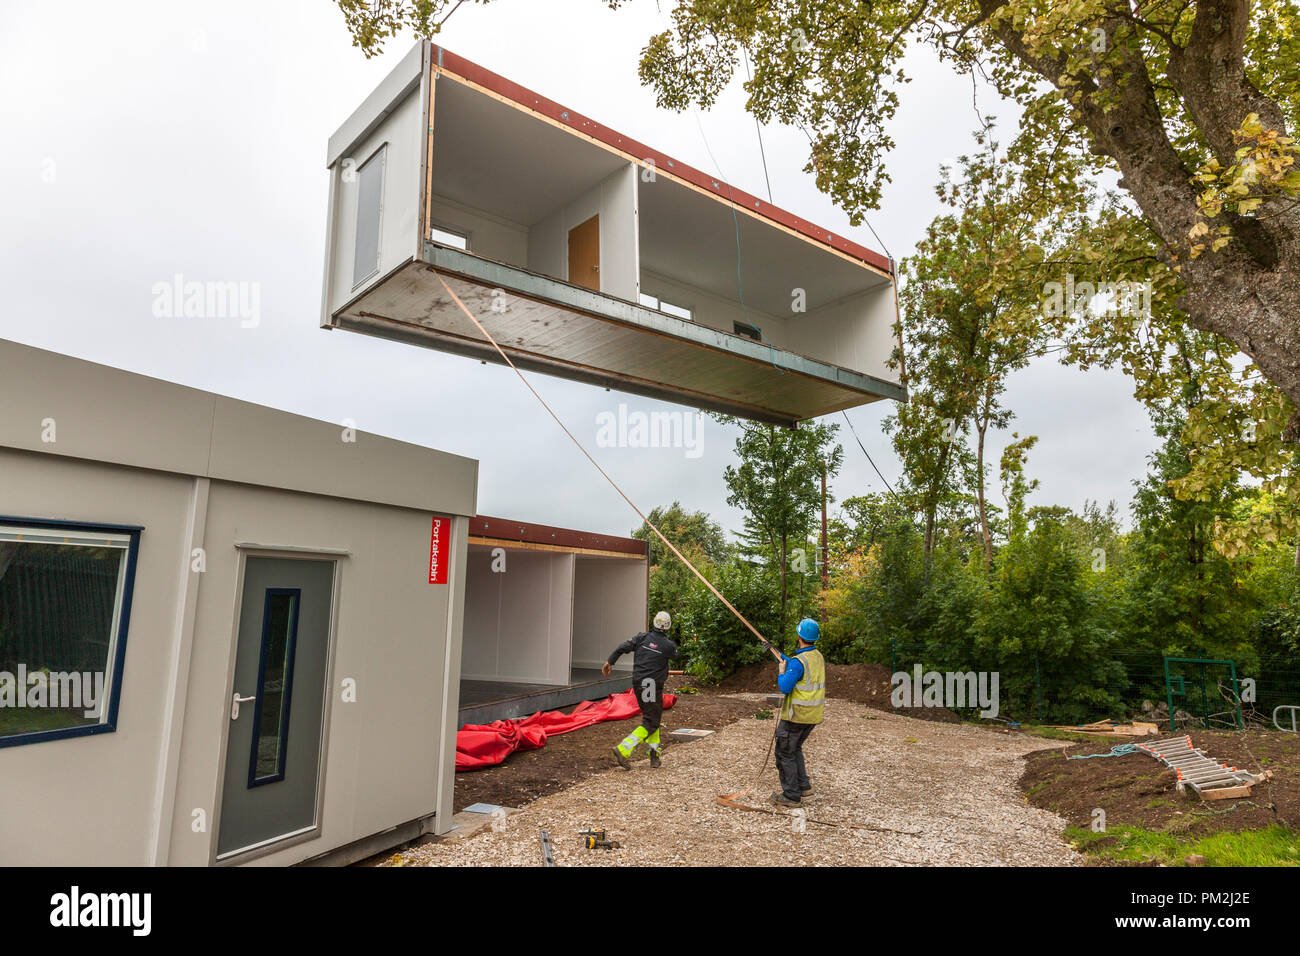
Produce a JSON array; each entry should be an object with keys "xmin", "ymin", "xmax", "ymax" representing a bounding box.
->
[{"xmin": 771, "ymin": 618, "xmax": 825, "ymax": 806}]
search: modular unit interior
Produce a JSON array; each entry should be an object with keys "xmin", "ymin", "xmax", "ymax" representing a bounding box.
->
[
  {"xmin": 458, "ymin": 515, "xmax": 649, "ymax": 725},
  {"xmin": 0, "ymin": 339, "xmax": 477, "ymax": 866},
  {"xmin": 320, "ymin": 42, "xmax": 907, "ymax": 425}
]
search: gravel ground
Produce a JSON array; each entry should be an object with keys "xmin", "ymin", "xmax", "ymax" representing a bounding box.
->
[{"xmin": 395, "ymin": 695, "xmax": 1080, "ymax": 867}]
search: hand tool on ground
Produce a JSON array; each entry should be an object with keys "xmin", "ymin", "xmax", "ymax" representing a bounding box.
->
[{"xmin": 578, "ymin": 828, "xmax": 621, "ymax": 850}]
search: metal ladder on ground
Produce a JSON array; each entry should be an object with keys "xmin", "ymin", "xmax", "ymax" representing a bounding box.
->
[{"xmin": 1136, "ymin": 735, "xmax": 1260, "ymax": 796}]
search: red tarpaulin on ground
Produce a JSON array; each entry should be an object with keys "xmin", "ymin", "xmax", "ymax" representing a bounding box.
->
[{"xmin": 455, "ymin": 688, "xmax": 677, "ymax": 771}]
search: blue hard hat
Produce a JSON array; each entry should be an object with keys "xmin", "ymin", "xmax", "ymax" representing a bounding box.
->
[{"xmin": 796, "ymin": 618, "xmax": 820, "ymax": 642}]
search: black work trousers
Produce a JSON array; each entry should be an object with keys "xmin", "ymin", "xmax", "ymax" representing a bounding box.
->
[
  {"xmin": 637, "ymin": 677, "xmax": 664, "ymax": 734},
  {"xmin": 775, "ymin": 719, "xmax": 815, "ymax": 800}
]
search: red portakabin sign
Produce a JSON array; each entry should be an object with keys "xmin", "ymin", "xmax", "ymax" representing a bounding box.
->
[{"xmin": 428, "ymin": 516, "xmax": 448, "ymax": 584}]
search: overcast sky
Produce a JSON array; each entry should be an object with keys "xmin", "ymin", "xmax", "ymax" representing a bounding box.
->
[{"xmin": 0, "ymin": 0, "xmax": 1156, "ymax": 540}]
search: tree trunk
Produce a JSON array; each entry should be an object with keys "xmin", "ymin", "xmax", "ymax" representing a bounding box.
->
[
  {"xmin": 981, "ymin": 0, "xmax": 1300, "ymax": 440},
  {"xmin": 923, "ymin": 441, "xmax": 951, "ymax": 563},
  {"xmin": 779, "ymin": 531, "xmax": 788, "ymax": 636},
  {"xmin": 977, "ymin": 422, "xmax": 993, "ymax": 572}
]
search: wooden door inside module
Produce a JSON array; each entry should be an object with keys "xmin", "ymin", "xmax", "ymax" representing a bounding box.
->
[{"xmin": 567, "ymin": 215, "xmax": 600, "ymax": 292}]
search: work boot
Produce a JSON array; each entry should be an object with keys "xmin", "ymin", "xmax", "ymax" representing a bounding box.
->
[
  {"xmin": 649, "ymin": 748, "xmax": 661, "ymax": 769},
  {"xmin": 801, "ymin": 784, "xmax": 814, "ymax": 796},
  {"xmin": 613, "ymin": 747, "xmax": 631, "ymax": 771},
  {"xmin": 770, "ymin": 792, "xmax": 801, "ymax": 807}
]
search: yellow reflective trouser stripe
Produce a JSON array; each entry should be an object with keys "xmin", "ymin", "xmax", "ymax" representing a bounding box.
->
[
  {"xmin": 646, "ymin": 729, "xmax": 660, "ymax": 750},
  {"xmin": 617, "ymin": 726, "xmax": 649, "ymax": 757}
]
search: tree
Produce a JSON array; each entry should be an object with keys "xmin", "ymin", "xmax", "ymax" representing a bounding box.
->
[
  {"xmin": 893, "ymin": 128, "xmax": 1085, "ymax": 567},
  {"xmin": 631, "ymin": 502, "xmax": 730, "ymax": 618},
  {"xmin": 334, "ymin": 0, "xmax": 1300, "ymax": 549},
  {"xmin": 676, "ymin": 558, "xmax": 782, "ymax": 679},
  {"xmin": 836, "ymin": 491, "xmax": 916, "ymax": 553},
  {"xmin": 1050, "ymin": 197, "xmax": 1300, "ymax": 560},
  {"xmin": 975, "ymin": 503, "xmax": 1126, "ymax": 723},
  {"xmin": 1126, "ymin": 401, "xmax": 1255, "ymax": 657},
  {"xmin": 999, "ymin": 433, "xmax": 1039, "ymax": 543},
  {"xmin": 717, "ymin": 416, "xmax": 842, "ymax": 633},
  {"xmin": 615, "ymin": 1, "xmax": 1300, "ymax": 437}
]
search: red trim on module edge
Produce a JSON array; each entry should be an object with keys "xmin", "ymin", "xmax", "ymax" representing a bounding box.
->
[
  {"xmin": 432, "ymin": 45, "xmax": 893, "ymax": 277},
  {"xmin": 470, "ymin": 515, "xmax": 648, "ymax": 557}
]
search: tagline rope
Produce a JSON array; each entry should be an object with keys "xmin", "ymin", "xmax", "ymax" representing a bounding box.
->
[{"xmin": 432, "ymin": 270, "xmax": 780, "ymax": 660}]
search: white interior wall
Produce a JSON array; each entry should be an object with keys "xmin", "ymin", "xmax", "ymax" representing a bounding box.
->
[
  {"xmin": 637, "ymin": 175, "xmax": 901, "ymax": 380},
  {"xmin": 640, "ymin": 267, "xmax": 785, "ymax": 341},
  {"xmin": 641, "ymin": 267, "xmax": 899, "ymax": 378},
  {"xmin": 462, "ymin": 547, "xmax": 573, "ymax": 685},
  {"xmin": 797, "ymin": 284, "xmax": 900, "ymax": 381},
  {"xmin": 527, "ymin": 163, "xmax": 639, "ymax": 301},
  {"xmin": 572, "ymin": 557, "xmax": 647, "ymax": 673},
  {"xmin": 461, "ymin": 548, "xmax": 499, "ymax": 678},
  {"xmin": 427, "ymin": 193, "xmax": 529, "ymax": 267}
]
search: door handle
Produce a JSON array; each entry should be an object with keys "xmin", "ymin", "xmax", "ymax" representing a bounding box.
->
[{"xmin": 231, "ymin": 692, "xmax": 257, "ymax": 720}]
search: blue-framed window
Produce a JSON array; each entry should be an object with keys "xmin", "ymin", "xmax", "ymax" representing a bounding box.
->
[
  {"xmin": 247, "ymin": 588, "xmax": 301, "ymax": 787},
  {"xmin": 0, "ymin": 517, "xmax": 141, "ymax": 748}
]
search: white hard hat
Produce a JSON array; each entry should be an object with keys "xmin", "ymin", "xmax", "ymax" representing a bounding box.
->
[{"xmin": 653, "ymin": 611, "xmax": 672, "ymax": 631}]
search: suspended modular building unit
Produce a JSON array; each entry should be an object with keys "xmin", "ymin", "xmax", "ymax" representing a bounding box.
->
[
  {"xmin": 321, "ymin": 42, "xmax": 907, "ymax": 425},
  {"xmin": 458, "ymin": 515, "xmax": 648, "ymax": 727}
]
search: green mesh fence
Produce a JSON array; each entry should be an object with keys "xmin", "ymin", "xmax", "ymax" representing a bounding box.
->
[{"xmin": 886, "ymin": 640, "xmax": 1300, "ymax": 731}]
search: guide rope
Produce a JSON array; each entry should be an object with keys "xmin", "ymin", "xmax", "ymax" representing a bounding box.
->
[
  {"xmin": 432, "ymin": 270, "xmax": 781, "ymax": 662},
  {"xmin": 717, "ymin": 792, "xmax": 922, "ymax": 836}
]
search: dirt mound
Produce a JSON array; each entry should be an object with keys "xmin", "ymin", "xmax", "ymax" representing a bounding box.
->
[{"xmin": 708, "ymin": 661, "xmax": 961, "ymax": 723}]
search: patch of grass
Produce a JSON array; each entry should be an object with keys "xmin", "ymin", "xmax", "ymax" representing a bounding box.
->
[
  {"xmin": 674, "ymin": 686, "xmax": 700, "ymax": 695},
  {"xmin": 1025, "ymin": 774, "xmax": 1064, "ymax": 798},
  {"xmin": 1019, "ymin": 724, "xmax": 1125, "ymax": 743},
  {"xmin": 1066, "ymin": 824, "xmax": 1300, "ymax": 867},
  {"xmin": 754, "ymin": 709, "xmax": 773, "ymax": 720}
]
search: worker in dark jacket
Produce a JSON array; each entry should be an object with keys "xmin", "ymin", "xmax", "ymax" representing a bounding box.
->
[
  {"xmin": 771, "ymin": 618, "xmax": 825, "ymax": 806},
  {"xmin": 602, "ymin": 611, "xmax": 678, "ymax": 769}
]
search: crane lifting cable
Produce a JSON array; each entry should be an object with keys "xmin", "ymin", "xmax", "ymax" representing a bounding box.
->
[{"xmin": 432, "ymin": 271, "xmax": 782, "ymax": 664}]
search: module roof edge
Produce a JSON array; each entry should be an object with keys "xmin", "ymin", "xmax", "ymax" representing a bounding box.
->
[
  {"xmin": 430, "ymin": 43, "xmax": 893, "ymax": 277},
  {"xmin": 326, "ymin": 41, "xmax": 426, "ymax": 168},
  {"xmin": 469, "ymin": 514, "xmax": 647, "ymax": 555}
]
